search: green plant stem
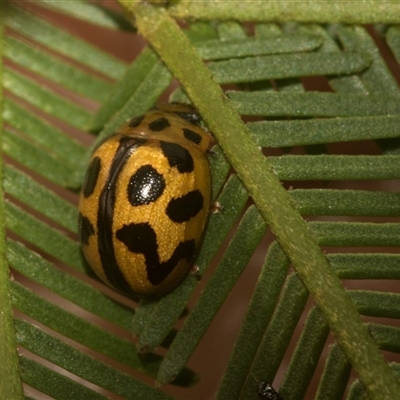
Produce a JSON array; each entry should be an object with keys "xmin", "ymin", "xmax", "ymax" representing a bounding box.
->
[
  {"xmin": 0, "ymin": 8, "xmax": 24, "ymax": 399},
  {"xmin": 167, "ymin": 0, "xmax": 400, "ymax": 23},
  {"xmin": 118, "ymin": 2, "xmax": 400, "ymax": 398}
]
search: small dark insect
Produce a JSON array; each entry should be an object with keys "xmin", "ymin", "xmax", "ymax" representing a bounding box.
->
[{"xmin": 257, "ymin": 381, "xmax": 283, "ymax": 400}]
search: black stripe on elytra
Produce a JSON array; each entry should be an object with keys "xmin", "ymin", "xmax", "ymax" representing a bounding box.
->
[
  {"xmin": 97, "ymin": 136, "xmax": 146, "ymax": 295},
  {"xmin": 173, "ymin": 110, "xmax": 201, "ymax": 127},
  {"xmin": 166, "ymin": 190, "xmax": 204, "ymax": 223},
  {"xmin": 82, "ymin": 156, "xmax": 101, "ymax": 198},
  {"xmin": 149, "ymin": 117, "xmax": 170, "ymax": 132},
  {"xmin": 78, "ymin": 213, "xmax": 94, "ymax": 246},
  {"xmin": 116, "ymin": 222, "xmax": 196, "ymax": 286},
  {"xmin": 182, "ymin": 128, "xmax": 202, "ymax": 145},
  {"xmin": 128, "ymin": 114, "xmax": 145, "ymax": 128},
  {"xmin": 128, "ymin": 164, "xmax": 165, "ymax": 206},
  {"xmin": 160, "ymin": 141, "xmax": 194, "ymax": 173}
]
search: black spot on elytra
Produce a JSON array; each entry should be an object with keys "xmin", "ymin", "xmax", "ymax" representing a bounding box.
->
[
  {"xmin": 128, "ymin": 115, "xmax": 145, "ymax": 128},
  {"xmin": 82, "ymin": 157, "xmax": 101, "ymax": 198},
  {"xmin": 160, "ymin": 141, "xmax": 194, "ymax": 173},
  {"xmin": 78, "ymin": 213, "xmax": 94, "ymax": 246},
  {"xmin": 128, "ymin": 165, "xmax": 165, "ymax": 206},
  {"xmin": 166, "ymin": 190, "xmax": 204, "ymax": 223},
  {"xmin": 149, "ymin": 117, "xmax": 170, "ymax": 132},
  {"xmin": 183, "ymin": 128, "xmax": 202, "ymax": 145},
  {"xmin": 174, "ymin": 110, "xmax": 201, "ymax": 126},
  {"xmin": 116, "ymin": 222, "xmax": 196, "ymax": 285}
]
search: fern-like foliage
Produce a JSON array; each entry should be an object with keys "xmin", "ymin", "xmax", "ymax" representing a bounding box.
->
[{"xmin": 1, "ymin": 2, "xmax": 400, "ymax": 400}]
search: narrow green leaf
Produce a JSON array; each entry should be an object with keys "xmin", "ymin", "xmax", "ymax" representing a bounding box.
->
[
  {"xmin": 4, "ymin": 166, "xmax": 78, "ymax": 233},
  {"xmin": 217, "ymin": 21, "xmax": 247, "ymax": 40},
  {"xmin": 209, "ymin": 52, "xmax": 371, "ymax": 84},
  {"xmin": 270, "ymin": 155, "xmax": 400, "ymax": 181},
  {"xmin": 331, "ymin": 254, "xmax": 400, "ymax": 280},
  {"xmin": 5, "ymin": 36, "xmax": 113, "ymax": 102},
  {"xmin": 15, "ymin": 319, "xmax": 174, "ymax": 400},
  {"xmin": 5, "ymin": 201, "xmax": 84, "ymax": 271},
  {"xmin": 168, "ymin": 87, "xmax": 190, "ymax": 103},
  {"xmin": 216, "ymin": 243, "xmax": 290, "ymax": 400},
  {"xmin": 229, "ymin": 92, "xmax": 400, "ymax": 117},
  {"xmin": 12, "ymin": 282, "xmax": 162, "ymax": 376},
  {"xmin": 254, "ymin": 23, "xmax": 282, "ymax": 38},
  {"xmin": 20, "ymin": 356, "xmax": 108, "ymax": 400},
  {"xmin": 36, "ymin": 0, "xmax": 133, "ymax": 30},
  {"xmin": 291, "ymin": 189, "xmax": 400, "ymax": 217},
  {"xmin": 7, "ymin": 239, "xmax": 133, "ymax": 331},
  {"xmin": 134, "ymin": 174, "xmax": 248, "ymax": 348},
  {"xmin": 89, "ymin": 47, "xmax": 171, "ymax": 132},
  {"xmin": 6, "ymin": 5, "xmax": 128, "ymax": 79},
  {"xmin": 250, "ymin": 24, "xmax": 320, "ymax": 125},
  {"xmin": 336, "ymin": 26, "xmax": 400, "ymax": 154},
  {"xmin": 315, "ymin": 343, "xmax": 351, "ymax": 400},
  {"xmin": 311, "ymin": 222, "xmax": 400, "ymax": 247},
  {"xmin": 387, "ymin": 26, "xmax": 400, "ymax": 64},
  {"xmin": 3, "ymin": 69, "xmax": 92, "ymax": 129},
  {"xmin": 338, "ymin": 25, "xmax": 399, "ymax": 95},
  {"xmin": 240, "ymin": 273, "xmax": 309, "ymax": 399},
  {"xmin": 369, "ymin": 324, "xmax": 400, "ymax": 353},
  {"xmin": 249, "ymin": 115, "xmax": 400, "ymax": 147},
  {"xmin": 350, "ymin": 291, "xmax": 400, "ymax": 319},
  {"xmin": 185, "ymin": 21, "xmax": 219, "ymax": 43},
  {"xmin": 4, "ymin": 99, "xmax": 86, "ymax": 166},
  {"xmin": 3, "ymin": 129, "xmax": 74, "ymax": 187},
  {"xmin": 257, "ymin": 25, "xmax": 315, "ymax": 98},
  {"xmin": 130, "ymin": 297, "xmax": 160, "ymax": 336},
  {"xmin": 157, "ymin": 205, "xmax": 267, "ymax": 384},
  {"xmin": 279, "ymin": 307, "xmax": 329, "ymax": 400},
  {"xmin": 298, "ymin": 24, "xmax": 368, "ymax": 95},
  {"xmin": 195, "ymin": 33, "xmax": 322, "ymax": 60}
]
